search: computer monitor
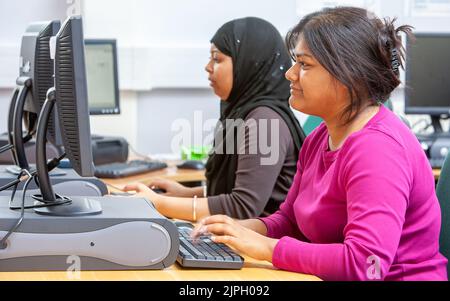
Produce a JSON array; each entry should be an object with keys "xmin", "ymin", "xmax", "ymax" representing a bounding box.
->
[
  {"xmin": 3, "ymin": 21, "xmax": 61, "ymax": 171},
  {"xmin": 84, "ymin": 39, "xmax": 120, "ymax": 115},
  {"xmin": 405, "ymin": 33, "xmax": 450, "ymax": 134},
  {"xmin": 34, "ymin": 16, "xmax": 101, "ymax": 216}
]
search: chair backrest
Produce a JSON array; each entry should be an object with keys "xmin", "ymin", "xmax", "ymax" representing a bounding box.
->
[
  {"xmin": 303, "ymin": 115, "xmax": 323, "ymax": 136},
  {"xmin": 384, "ymin": 99, "xmax": 394, "ymax": 111},
  {"xmin": 437, "ymin": 154, "xmax": 450, "ymax": 277}
]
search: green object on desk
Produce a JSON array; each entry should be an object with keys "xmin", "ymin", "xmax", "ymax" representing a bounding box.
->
[{"xmin": 181, "ymin": 146, "xmax": 212, "ymax": 161}]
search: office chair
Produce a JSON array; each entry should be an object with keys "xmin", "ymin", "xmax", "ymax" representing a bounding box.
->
[
  {"xmin": 303, "ymin": 115, "xmax": 323, "ymax": 136},
  {"xmin": 437, "ymin": 154, "xmax": 450, "ymax": 277}
]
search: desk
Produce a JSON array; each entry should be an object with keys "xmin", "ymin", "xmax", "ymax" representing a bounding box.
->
[
  {"xmin": 434, "ymin": 169, "xmax": 441, "ymax": 180},
  {"xmin": 0, "ymin": 255, "xmax": 320, "ymax": 281},
  {"xmin": 102, "ymin": 163, "xmax": 206, "ymax": 190}
]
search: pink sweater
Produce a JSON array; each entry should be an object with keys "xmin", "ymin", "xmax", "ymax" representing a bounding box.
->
[{"xmin": 261, "ymin": 105, "xmax": 448, "ymax": 281}]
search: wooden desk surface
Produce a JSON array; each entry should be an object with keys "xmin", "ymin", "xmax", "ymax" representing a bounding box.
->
[
  {"xmin": 102, "ymin": 163, "xmax": 206, "ymax": 190},
  {"xmin": 0, "ymin": 255, "xmax": 320, "ymax": 281}
]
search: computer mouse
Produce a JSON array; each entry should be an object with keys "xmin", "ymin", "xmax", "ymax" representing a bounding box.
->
[
  {"xmin": 152, "ymin": 188, "xmax": 167, "ymax": 194},
  {"xmin": 177, "ymin": 160, "xmax": 205, "ymax": 170}
]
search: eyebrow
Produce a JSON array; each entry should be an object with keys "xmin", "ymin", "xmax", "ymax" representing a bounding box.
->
[{"xmin": 295, "ymin": 52, "xmax": 314, "ymax": 59}]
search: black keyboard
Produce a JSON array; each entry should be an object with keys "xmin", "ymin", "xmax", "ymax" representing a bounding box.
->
[
  {"xmin": 94, "ymin": 160, "xmax": 168, "ymax": 178},
  {"xmin": 430, "ymin": 158, "xmax": 446, "ymax": 169},
  {"xmin": 175, "ymin": 222, "xmax": 244, "ymax": 269}
]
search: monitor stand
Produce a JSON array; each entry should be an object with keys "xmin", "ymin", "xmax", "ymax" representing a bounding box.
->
[
  {"xmin": 0, "ymin": 196, "xmax": 179, "ymax": 271},
  {"xmin": 0, "ymin": 166, "xmax": 108, "ymax": 196}
]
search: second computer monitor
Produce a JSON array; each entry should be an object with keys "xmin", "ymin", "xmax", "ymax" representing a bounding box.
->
[
  {"xmin": 405, "ymin": 33, "xmax": 450, "ymax": 116},
  {"xmin": 84, "ymin": 39, "xmax": 120, "ymax": 115}
]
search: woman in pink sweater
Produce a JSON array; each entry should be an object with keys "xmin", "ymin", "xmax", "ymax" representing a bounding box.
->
[{"xmin": 192, "ymin": 7, "xmax": 448, "ymax": 281}]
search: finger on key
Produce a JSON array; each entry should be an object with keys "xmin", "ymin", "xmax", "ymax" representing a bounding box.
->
[{"xmin": 191, "ymin": 218, "xmax": 208, "ymax": 238}]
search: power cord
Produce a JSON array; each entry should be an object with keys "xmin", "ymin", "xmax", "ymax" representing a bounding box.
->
[
  {"xmin": 0, "ymin": 153, "xmax": 66, "ymax": 193},
  {"xmin": 0, "ymin": 169, "xmax": 34, "ymax": 250},
  {"xmin": 0, "ymin": 131, "xmax": 35, "ymax": 155},
  {"xmin": 0, "ymin": 144, "xmax": 14, "ymax": 154},
  {"xmin": 0, "ymin": 160, "xmax": 73, "ymax": 249}
]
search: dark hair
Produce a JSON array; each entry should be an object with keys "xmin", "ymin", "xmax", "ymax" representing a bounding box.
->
[{"xmin": 286, "ymin": 6, "xmax": 414, "ymax": 124}]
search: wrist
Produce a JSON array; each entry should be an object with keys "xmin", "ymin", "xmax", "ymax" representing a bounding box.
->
[
  {"xmin": 151, "ymin": 193, "xmax": 164, "ymax": 209},
  {"xmin": 264, "ymin": 238, "xmax": 278, "ymax": 263},
  {"xmin": 187, "ymin": 186, "xmax": 203, "ymax": 198}
]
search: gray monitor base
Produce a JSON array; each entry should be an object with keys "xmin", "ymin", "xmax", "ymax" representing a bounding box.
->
[
  {"xmin": 0, "ymin": 196, "xmax": 179, "ymax": 271},
  {"xmin": 0, "ymin": 165, "xmax": 108, "ymax": 196}
]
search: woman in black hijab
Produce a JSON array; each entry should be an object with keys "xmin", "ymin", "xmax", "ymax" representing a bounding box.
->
[{"xmin": 124, "ymin": 17, "xmax": 305, "ymax": 221}]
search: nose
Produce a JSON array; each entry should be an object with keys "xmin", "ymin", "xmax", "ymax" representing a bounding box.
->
[
  {"xmin": 205, "ymin": 59, "xmax": 213, "ymax": 74},
  {"xmin": 285, "ymin": 64, "xmax": 298, "ymax": 82}
]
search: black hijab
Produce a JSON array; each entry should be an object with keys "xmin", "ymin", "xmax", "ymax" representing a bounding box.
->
[{"xmin": 205, "ymin": 17, "xmax": 306, "ymax": 197}]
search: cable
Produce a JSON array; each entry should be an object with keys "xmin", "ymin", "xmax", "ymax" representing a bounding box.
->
[
  {"xmin": 0, "ymin": 153, "xmax": 66, "ymax": 193},
  {"xmin": 0, "ymin": 144, "xmax": 14, "ymax": 154},
  {"xmin": 128, "ymin": 144, "xmax": 153, "ymax": 161},
  {"xmin": 0, "ymin": 170, "xmax": 28, "ymax": 192},
  {"xmin": 0, "ymin": 170, "xmax": 33, "ymax": 250},
  {"xmin": 0, "ymin": 152, "xmax": 71, "ymax": 249}
]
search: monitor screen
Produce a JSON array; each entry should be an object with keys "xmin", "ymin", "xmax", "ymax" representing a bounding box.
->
[
  {"xmin": 405, "ymin": 33, "xmax": 450, "ymax": 116},
  {"xmin": 85, "ymin": 39, "xmax": 120, "ymax": 115}
]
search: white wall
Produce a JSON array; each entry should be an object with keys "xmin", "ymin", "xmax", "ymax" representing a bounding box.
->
[
  {"xmin": 1, "ymin": 0, "xmax": 450, "ymax": 155},
  {"xmin": 81, "ymin": 0, "xmax": 301, "ymax": 155}
]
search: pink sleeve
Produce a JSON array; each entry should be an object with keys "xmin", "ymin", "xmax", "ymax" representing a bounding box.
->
[
  {"xmin": 260, "ymin": 153, "xmax": 306, "ymax": 240},
  {"xmin": 271, "ymin": 132, "xmax": 411, "ymax": 281}
]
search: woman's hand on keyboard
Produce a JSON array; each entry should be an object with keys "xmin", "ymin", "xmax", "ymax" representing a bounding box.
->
[{"xmin": 192, "ymin": 215, "xmax": 279, "ymax": 263}]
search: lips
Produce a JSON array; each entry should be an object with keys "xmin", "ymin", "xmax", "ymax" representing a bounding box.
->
[{"xmin": 290, "ymin": 85, "xmax": 303, "ymax": 94}]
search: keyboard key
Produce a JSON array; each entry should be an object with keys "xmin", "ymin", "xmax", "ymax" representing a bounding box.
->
[
  {"xmin": 179, "ymin": 238, "xmax": 207, "ymax": 260},
  {"xmin": 178, "ymin": 245, "xmax": 194, "ymax": 260}
]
